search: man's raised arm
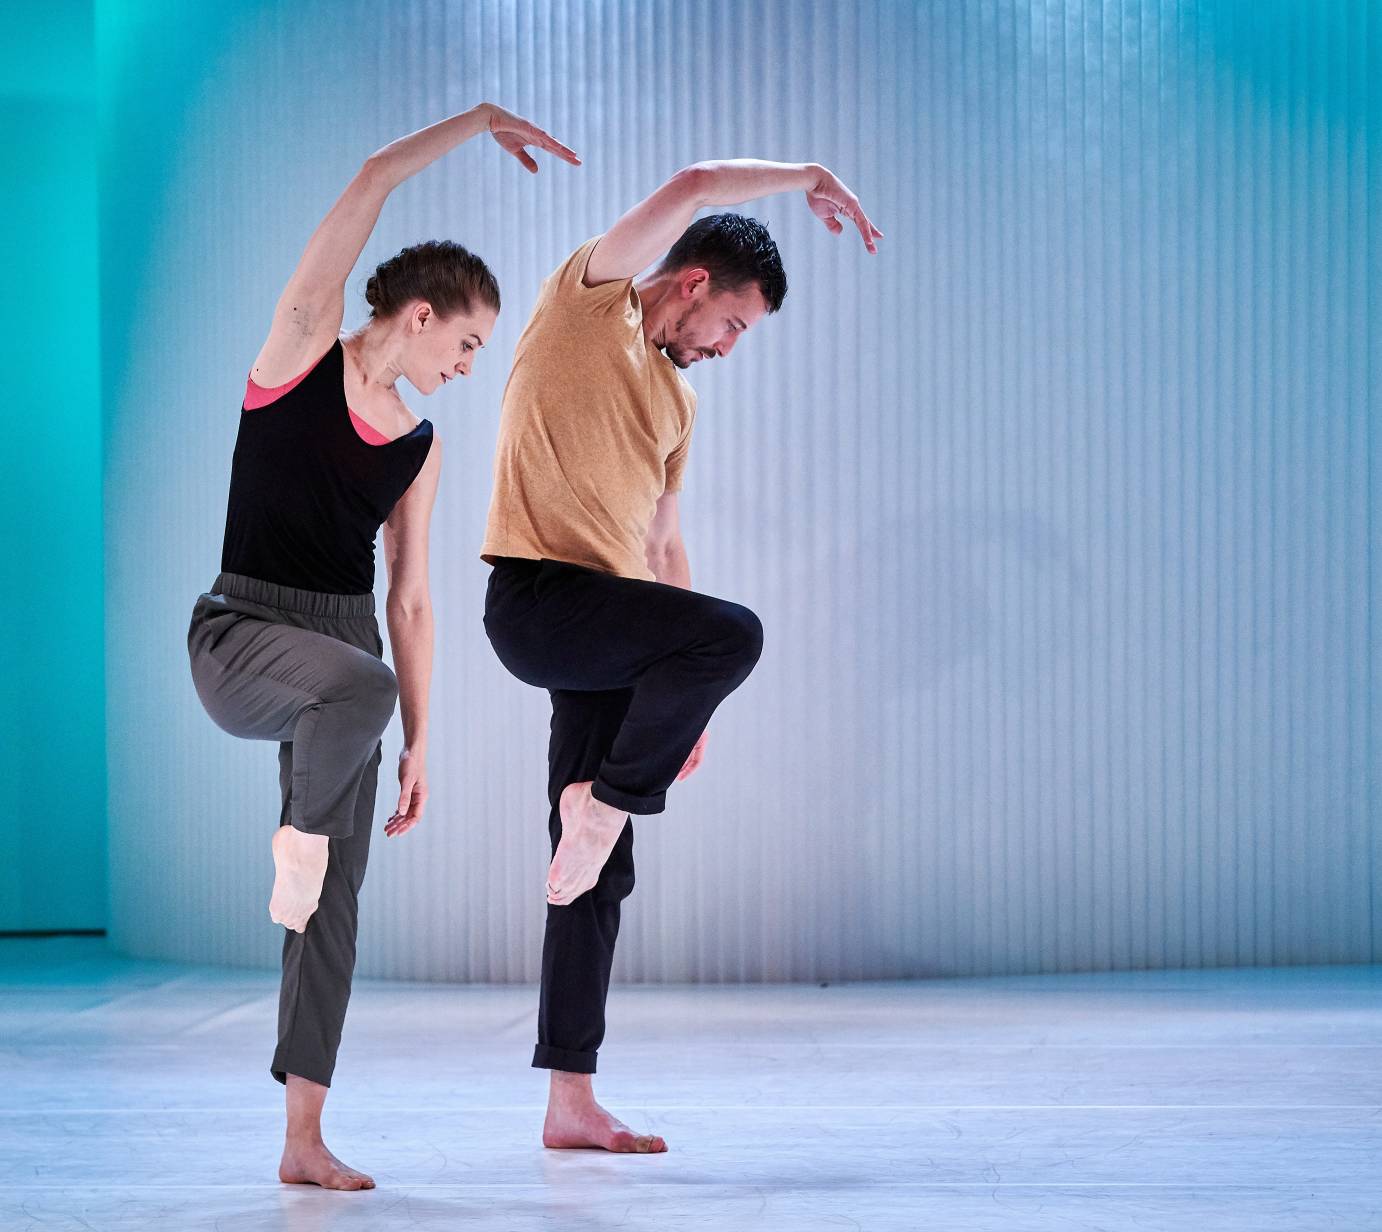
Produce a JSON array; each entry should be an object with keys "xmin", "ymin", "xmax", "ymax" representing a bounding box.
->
[{"xmin": 585, "ymin": 159, "xmax": 883, "ymax": 286}]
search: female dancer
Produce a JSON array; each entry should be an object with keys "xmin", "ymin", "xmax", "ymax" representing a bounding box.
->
[{"xmin": 186, "ymin": 102, "xmax": 579, "ymax": 1190}]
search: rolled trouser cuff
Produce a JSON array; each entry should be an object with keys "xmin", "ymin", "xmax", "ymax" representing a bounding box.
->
[
  {"xmin": 287, "ymin": 812, "xmax": 354, "ymax": 839},
  {"xmin": 271, "ymin": 1049, "xmax": 335, "ymax": 1089},
  {"xmin": 533, "ymin": 1043, "xmax": 598, "ymax": 1074},
  {"xmin": 590, "ymin": 775, "xmax": 664, "ymax": 816}
]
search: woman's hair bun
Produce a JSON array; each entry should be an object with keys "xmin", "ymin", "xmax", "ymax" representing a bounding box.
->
[{"xmin": 364, "ymin": 240, "xmax": 500, "ymax": 321}]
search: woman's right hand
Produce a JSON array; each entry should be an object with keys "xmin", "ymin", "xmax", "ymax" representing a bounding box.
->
[{"xmin": 480, "ymin": 102, "xmax": 581, "ymax": 174}]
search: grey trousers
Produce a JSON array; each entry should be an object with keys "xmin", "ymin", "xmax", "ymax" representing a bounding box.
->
[{"xmin": 186, "ymin": 572, "xmax": 398, "ymax": 1087}]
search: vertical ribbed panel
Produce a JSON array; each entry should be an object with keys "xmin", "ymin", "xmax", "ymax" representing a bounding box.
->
[{"xmin": 102, "ymin": 0, "xmax": 1379, "ymax": 981}]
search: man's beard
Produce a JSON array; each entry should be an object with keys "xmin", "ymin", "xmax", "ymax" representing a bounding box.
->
[{"xmin": 664, "ymin": 304, "xmax": 704, "ymax": 369}]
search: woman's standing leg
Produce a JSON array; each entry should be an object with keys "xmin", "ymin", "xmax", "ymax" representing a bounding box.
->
[
  {"xmin": 188, "ymin": 581, "xmax": 395, "ymax": 1189},
  {"xmin": 275, "ymin": 732, "xmax": 382, "ymax": 1190}
]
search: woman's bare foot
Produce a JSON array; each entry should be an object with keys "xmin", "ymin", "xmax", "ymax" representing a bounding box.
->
[
  {"xmin": 547, "ymin": 782, "xmax": 628, "ymax": 906},
  {"xmin": 270, "ymin": 825, "xmax": 329, "ymax": 932},
  {"xmin": 279, "ymin": 1139, "xmax": 376, "ymax": 1190},
  {"xmin": 280, "ymin": 1075, "xmax": 374, "ymax": 1189},
  {"xmin": 542, "ymin": 1071, "xmax": 667, "ymax": 1152}
]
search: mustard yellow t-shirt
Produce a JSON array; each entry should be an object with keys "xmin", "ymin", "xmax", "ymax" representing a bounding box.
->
[{"xmin": 479, "ymin": 235, "xmax": 697, "ymax": 581}]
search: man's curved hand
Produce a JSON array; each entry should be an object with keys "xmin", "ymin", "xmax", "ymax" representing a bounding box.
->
[{"xmin": 805, "ymin": 164, "xmax": 884, "ymax": 253}]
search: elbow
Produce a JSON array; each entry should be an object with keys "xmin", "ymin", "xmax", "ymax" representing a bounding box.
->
[
  {"xmin": 386, "ymin": 592, "xmax": 432, "ymax": 622},
  {"xmin": 357, "ymin": 152, "xmax": 395, "ymax": 194},
  {"xmin": 644, "ymin": 540, "xmax": 671, "ymax": 575},
  {"xmin": 644, "ymin": 532, "xmax": 682, "ymax": 573},
  {"xmin": 668, "ymin": 164, "xmax": 711, "ymax": 207}
]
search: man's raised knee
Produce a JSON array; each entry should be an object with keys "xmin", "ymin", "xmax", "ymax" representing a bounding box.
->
[{"xmin": 724, "ymin": 603, "xmax": 764, "ymax": 668}]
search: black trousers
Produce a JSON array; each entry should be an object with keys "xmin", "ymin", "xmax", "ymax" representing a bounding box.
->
[{"xmin": 483, "ymin": 556, "xmax": 764, "ymax": 1072}]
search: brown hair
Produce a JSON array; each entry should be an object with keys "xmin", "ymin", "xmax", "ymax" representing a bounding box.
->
[{"xmin": 364, "ymin": 240, "xmax": 500, "ymax": 320}]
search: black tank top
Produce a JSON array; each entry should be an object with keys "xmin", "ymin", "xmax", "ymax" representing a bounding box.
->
[{"xmin": 219, "ymin": 338, "xmax": 434, "ymax": 594}]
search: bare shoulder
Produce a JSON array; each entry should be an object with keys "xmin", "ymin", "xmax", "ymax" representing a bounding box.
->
[
  {"xmin": 412, "ymin": 428, "xmax": 443, "ymax": 484},
  {"xmin": 385, "ymin": 431, "xmax": 442, "ymax": 534}
]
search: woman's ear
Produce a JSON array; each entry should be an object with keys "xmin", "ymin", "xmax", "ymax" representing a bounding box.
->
[{"xmin": 411, "ymin": 302, "xmax": 433, "ymax": 334}]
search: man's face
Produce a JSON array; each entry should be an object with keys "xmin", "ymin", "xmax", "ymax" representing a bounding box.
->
[{"xmin": 662, "ymin": 274, "xmax": 770, "ymax": 369}]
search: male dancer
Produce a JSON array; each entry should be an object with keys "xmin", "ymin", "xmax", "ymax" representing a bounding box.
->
[{"xmin": 481, "ymin": 159, "xmax": 882, "ymax": 1152}]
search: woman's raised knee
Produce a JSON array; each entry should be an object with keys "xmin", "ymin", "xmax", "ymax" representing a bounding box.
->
[{"xmin": 344, "ymin": 657, "xmax": 399, "ymax": 730}]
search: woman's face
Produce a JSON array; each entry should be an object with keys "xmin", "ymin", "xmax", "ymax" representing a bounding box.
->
[{"xmin": 400, "ymin": 301, "xmax": 498, "ymax": 395}]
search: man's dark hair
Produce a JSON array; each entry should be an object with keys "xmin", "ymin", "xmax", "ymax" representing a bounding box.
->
[{"xmin": 661, "ymin": 213, "xmax": 786, "ymax": 313}]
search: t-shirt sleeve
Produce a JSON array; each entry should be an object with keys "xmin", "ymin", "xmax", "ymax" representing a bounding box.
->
[
  {"xmin": 664, "ymin": 424, "xmax": 692, "ymax": 493},
  {"xmin": 543, "ymin": 235, "xmax": 634, "ymax": 317}
]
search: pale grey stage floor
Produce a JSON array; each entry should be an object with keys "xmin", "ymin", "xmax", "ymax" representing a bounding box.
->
[{"xmin": 1, "ymin": 939, "xmax": 1379, "ymax": 1231}]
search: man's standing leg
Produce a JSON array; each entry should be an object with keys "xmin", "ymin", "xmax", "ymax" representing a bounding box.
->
[{"xmin": 538, "ymin": 686, "xmax": 666, "ymax": 1153}]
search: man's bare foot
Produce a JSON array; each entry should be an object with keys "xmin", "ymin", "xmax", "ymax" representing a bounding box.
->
[
  {"xmin": 270, "ymin": 825, "xmax": 329, "ymax": 932},
  {"xmin": 542, "ymin": 1071, "xmax": 667, "ymax": 1152},
  {"xmin": 547, "ymin": 782, "xmax": 628, "ymax": 906},
  {"xmin": 279, "ymin": 1139, "xmax": 376, "ymax": 1190}
]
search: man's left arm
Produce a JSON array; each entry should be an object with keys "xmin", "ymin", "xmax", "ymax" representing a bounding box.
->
[
  {"xmin": 645, "ymin": 491, "xmax": 707, "ymax": 779},
  {"xmin": 645, "ymin": 490, "xmax": 690, "ymax": 589}
]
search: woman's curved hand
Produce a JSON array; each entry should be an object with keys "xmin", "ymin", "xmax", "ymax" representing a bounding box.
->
[
  {"xmin": 481, "ymin": 102, "xmax": 582, "ymax": 174},
  {"xmin": 385, "ymin": 747, "xmax": 428, "ymax": 838}
]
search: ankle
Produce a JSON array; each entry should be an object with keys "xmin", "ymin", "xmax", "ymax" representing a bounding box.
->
[
  {"xmin": 277, "ymin": 827, "xmax": 329, "ymax": 868},
  {"xmin": 585, "ymin": 792, "xmax": 626, "ymax": 827},
  {"xmin": 549, "ymin": 1070, "xmax": 594, "ymax": 1102}
]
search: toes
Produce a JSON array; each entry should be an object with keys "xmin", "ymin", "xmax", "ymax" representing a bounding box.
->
[{"xmin": 609, "ymin": 1129, "xmax": 664, "ymax": 1153}]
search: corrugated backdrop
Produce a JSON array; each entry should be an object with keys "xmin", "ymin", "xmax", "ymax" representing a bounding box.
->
[{"xmin": 102, "ymin": 0, "xmax": 1379, "ymax": 981}]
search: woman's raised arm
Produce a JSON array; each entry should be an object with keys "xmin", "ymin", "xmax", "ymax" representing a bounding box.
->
[{"xmin": 251, "ymin": 103, "xmax": 579, "ymax": 386}]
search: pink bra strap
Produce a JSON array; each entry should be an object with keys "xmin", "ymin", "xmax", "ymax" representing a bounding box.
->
[{"xmin": 243, "ymin": 366, "xmax": 311, "ymax": 409}]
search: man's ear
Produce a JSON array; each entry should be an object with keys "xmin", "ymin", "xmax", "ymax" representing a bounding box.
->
[{"xmin": 680, "ymin": 267, "xmax": 710, "ymax": 299}]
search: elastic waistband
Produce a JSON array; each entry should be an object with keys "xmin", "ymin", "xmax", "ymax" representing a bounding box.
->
[{"xmin": 211, "ymin": 572, "xmax": 375, "ymax": 618}]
